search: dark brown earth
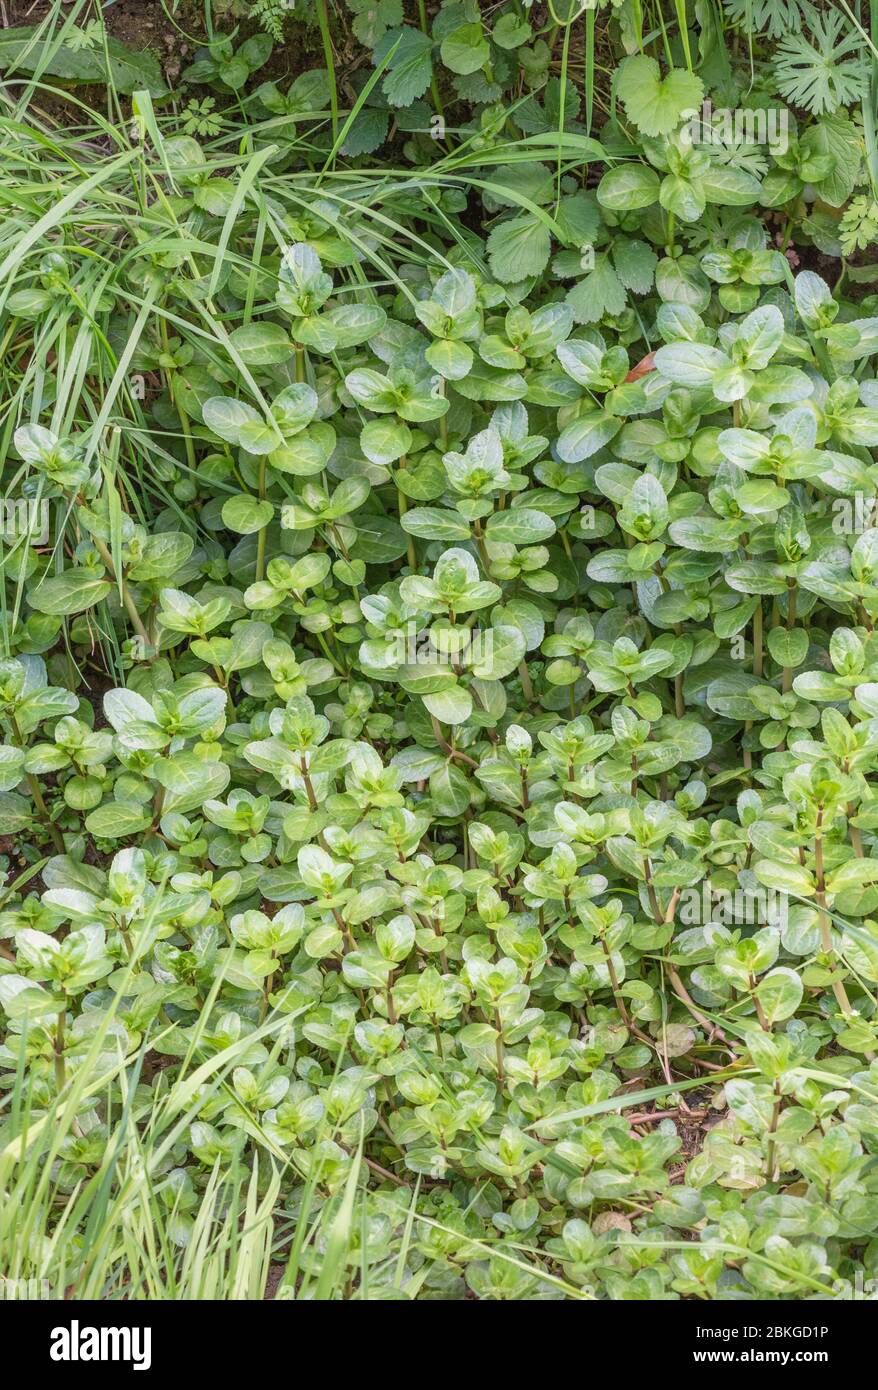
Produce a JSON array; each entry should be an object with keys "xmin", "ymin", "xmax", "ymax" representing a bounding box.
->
[
  {"xmin": 5, "ymin": 0, "xmax": 185, "ymax": 54},
  {"xmin": 3, "ymin": 0, "xmax": 336, "ymax": 92},
  {"xmin": 2, "ymin": 0, "xmax": 197, "ymax": 120}
]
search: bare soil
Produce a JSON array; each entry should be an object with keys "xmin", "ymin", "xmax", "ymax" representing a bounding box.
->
[
  {"xmin": 5, "ymin": 0, "xmax": 182, "ymax": 49},
  {"xmin": 2, "ymin": 0, "xmax": 328, "ymax": 89}
]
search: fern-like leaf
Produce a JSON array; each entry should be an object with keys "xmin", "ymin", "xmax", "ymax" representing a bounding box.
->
[{"xmin": 774, "ymin": 2, "xmax": 867, "ymax": 115}]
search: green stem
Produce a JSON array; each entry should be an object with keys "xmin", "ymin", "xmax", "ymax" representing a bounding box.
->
[
  {"xmin": 396, "ymin": 455, "xmax": 417, "ymax": 571},
  {"xmin": 599, "ymin": 933, "xmax": 630, "ymax": 1026},
  {"xmin": 10, "ymin": 714, "xmax": 65, "ymax": 853},
  {"xmin": 89, "ymin": 531, "xmax": 152, "ymax": 652},
  {"xmin": 417, "ymin": 0, "xmax": 444, "ymax": 118},
  {"xmin": 315, "ymin": 0, "xmax": 338, "ymax": 144},
  {"xmin": 518, "ymin": 659, "xmax": 534, "ymax": 707},
  {"xmin": 494, "ymin": 1010, "xmax": 505, "ymax": 1089},
  {"xmin": 255, "ymin": 457, "xmax": 267, "ymax": 584},
  {"xmin": 765, "ymin": 1080, "xmax": 782, "ymax": 1182},
  {"xmin": 814, "ymin": 828, "xmax": 858, "ymax": 1022},
  {"xmin": 782, "ymin": 583, "xmax": 796, "ymax": 693},
  {"xmin": 55, "ymin": 1003, "xmax": 67, "ymax": 1091}
]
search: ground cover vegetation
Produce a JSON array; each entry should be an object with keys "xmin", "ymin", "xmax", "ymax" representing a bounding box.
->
[{"xmin": 2, "ymin": 0, "xmax": 878, "ymax": 1301}]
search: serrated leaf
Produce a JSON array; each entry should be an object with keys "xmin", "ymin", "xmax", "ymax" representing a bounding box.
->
[{"xmin": 487, "ymin": 217, "xmax": 551, "ymax": 284}]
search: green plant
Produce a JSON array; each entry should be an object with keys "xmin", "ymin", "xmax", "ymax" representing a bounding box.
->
[
  {"xmin": 774, "ymin": 3, "xmax": 868, "ymax": 115},
  {"xmin": 2, "ymin": 0, "xmax": 878, "ymax": 1304},
  {"xmin": 182, "ymin": 31, "xmax": 274, "ymax": 92},
  {"xmin": 249, "ymin": 0, "xmax": 296, "ymax": 43}
]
